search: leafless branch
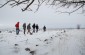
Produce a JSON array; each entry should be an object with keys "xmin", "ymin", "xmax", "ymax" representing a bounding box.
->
[
  {"xmin": 0, "ymin": 0, "xmax": 10, "ymax": 8},
  {"xmin": 56, "ymin": 4, "xmax": 84, "ymax": 15},
  {"xmin": 0, "ymin": 0, "xmax": 85, "ymax": 14},
  {"xmin": 22, "ymin": 0, "xmax": 35, "ymax": 11},
  {"xmin": 35, "ymin": 0, "xmax": 45, "ymax": 12}
]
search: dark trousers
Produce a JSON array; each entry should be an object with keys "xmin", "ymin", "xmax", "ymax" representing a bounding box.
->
[
  {"xmin": 23, "ymin": 29, "xmax": 26, "ymax": 34},
  {"xmin": 33, "ymin": 29, "xmax": 35, "ymax": 33},
  {"xmin": 36, "ymin": 29, "xmax": 38, "ymax": 32}
]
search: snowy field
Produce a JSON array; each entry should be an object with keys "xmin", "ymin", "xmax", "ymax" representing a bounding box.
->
[{"xmin": 0, "ymin": 29, "xmax": 85, "ymax": 55}]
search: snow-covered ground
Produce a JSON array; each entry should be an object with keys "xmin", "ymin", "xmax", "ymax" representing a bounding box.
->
[{"xmin": 0, "ymin": 29, "xmax": 85, "ymax": 55}]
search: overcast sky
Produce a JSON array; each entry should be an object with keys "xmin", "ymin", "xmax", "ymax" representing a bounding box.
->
[{"xmin": 0, "ymin": 1, "xmax": 85, "ymax": 29}]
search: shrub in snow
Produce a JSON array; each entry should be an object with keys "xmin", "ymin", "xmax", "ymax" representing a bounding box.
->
[
  {"xmin": 25, "ymin": 48, "xmax": 35, "ymax": 55},
  {"xmin": 36, "ymin": 44, "xmax": 39, "ymax": 46},
  {"xmin": 0, "ymin": 31, "xmax": 1, "ymax": 33},
  {"xmin": 9, "ymin": 31, "xmax": 12, "ymax": 33},
  {"xmin": 64, "ymin": 30, "xmax": 66, "ymax": 33},
  {"xmin": 51, "ymin": 37, "xmax": 53, "ymax": 39},
  {"xmin": 25, "ymin": 48, "xmax": 30, "ymax": 51},
  {"xmin": 30, "ymin": 51, "xmax": 35, "ymax": 55},
  {"xmin": 44, "ymin": 39, "xmax": 48, "ymax": 41},
  {"xmin": 15, "ymin": 44, "xmax": 18, "ymax": 46}
]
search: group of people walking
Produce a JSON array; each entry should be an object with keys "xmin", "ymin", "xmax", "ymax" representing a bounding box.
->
[
  {"xmin": 15, "ymin": 22, "xmax": 46, "ymax": 35},
  {"xmin": 23, "ymin": 23, "xmax": 39, "ymax": 34},
  {"xmin": 22, "ymin": 23, "xmax": 31, "ymax": 34}
]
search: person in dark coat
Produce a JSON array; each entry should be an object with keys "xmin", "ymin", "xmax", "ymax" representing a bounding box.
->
[
  {"xmin": 15, "ymin": 22, "xmax": 20, "ymax": 35},
  {"xmin": 32, "ymin": 23, "xmax": 35, "ymax": 33},
  {"xmin": 27, "ymin": 23, "xmax": 31, "ymax": 34},
  {"xmin": 43, "ymin": 26, "xmax": 46, "ymax": 32},
  {"xmin": 23, "ymin": 23, "xmax": 26, "ymax": 34},
  {"xmin": 35, "ymin": 24, "xmax": 39, "ymax": 32}
]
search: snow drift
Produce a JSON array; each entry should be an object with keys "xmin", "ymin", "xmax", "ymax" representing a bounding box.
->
[{"xmin": 0, "ymin": 29, "xmax": 85, "ymax": 55}]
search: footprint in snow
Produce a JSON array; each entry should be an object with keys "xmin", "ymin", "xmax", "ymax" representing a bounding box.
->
[{"xmin": 44, "ymin": 39, "xmax": 48, "ymax": 42}]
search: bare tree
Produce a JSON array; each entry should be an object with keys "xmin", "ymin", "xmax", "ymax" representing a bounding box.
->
[{"xmin": 0, "ymin": 0, "xmax": 85, "ymax": 14}]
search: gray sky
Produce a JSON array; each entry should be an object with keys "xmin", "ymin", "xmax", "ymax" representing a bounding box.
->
[{"xmin": 0, "ymin": 1, "xmax": 85, "ymax": 29}]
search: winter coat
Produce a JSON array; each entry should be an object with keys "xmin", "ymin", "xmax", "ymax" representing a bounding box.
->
[
  {"xmin": 32, "ymin": 24, "xmax": 35, "ymax": 29},
  {"xmin": 23, "ymin": 23, "xmax": 26, "ymax": 29},
  {"xmin": 43, "ymin": 26, "xmax": 46, "ymax": 31},
  {"xmin": 27, "ymin": 24, "xmax": 31, "ymax": 29},
  {"xmin": 36, "ymin": 25, "xmax": 39, "ymax": 29},
  {"xmin": 15, "ymin": 22, "xmax": 19, "ymax": 29}
]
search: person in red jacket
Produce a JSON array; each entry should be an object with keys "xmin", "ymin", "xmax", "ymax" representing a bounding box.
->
[{"xmin": 15, "ymin": 22, "xmax": 20, "ymax": 35}]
